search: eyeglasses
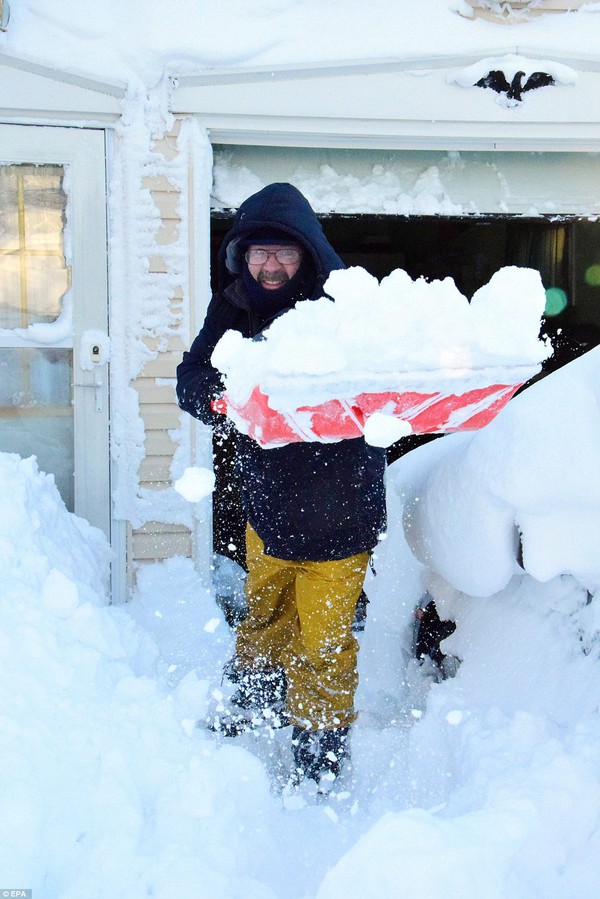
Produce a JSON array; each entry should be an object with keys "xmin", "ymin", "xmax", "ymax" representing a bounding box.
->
[{"xmin": 244, "ymin": 247, "xmax": 302, "ymax": 265}]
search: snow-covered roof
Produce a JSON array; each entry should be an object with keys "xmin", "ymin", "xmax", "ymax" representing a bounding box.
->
[{"xmin": 0, "ymin": 1, "xmax": 599, "ymax": 90}]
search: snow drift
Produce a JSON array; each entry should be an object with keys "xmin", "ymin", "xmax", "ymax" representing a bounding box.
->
[
  {"xmin": 401, "ymin": 345, "xmax": 600, "ymax": 596},
  {"xmin": 0, "ymin": 454, "xmax": 279, "ymax": 898}
]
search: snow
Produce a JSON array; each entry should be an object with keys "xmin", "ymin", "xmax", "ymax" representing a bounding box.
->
[
  {"xmin": 174, "ymin": 466, "xmax": 216, "ymax": 503},
  {"xmin": 363, "ymin": 412, "xmax": 414, "ymax": 447},
  {"xmin": 5, "ymin": 291, "xmax": 74, "ymax": 346},
  {"xmin": 212, "ymin": 264, "xmax": 549, "ymax": 411},
  {"xmin": 1, "ymin": 1, "xmax": 599, "ymax": 88},
  {"xmin": 212, "ymin": 158, "xmax": 470, "ymax": 217},
  {"xmin": 2, "ymin": 1, "xmax": 600, "ymax": 896},
  {"xmin": 3, "ymin": 341, "xmax": 600, "ymax": 896},
  {"xmin": 212, "ymin": 148, "xmax": 600, "ymax": 218},
  {"xmin": 108, "ymin": 116, "xmax": 209, "ymax": 528},
  {"xmin": 402, "ymin": 346, "xmax": 600, "ymax": 595}
]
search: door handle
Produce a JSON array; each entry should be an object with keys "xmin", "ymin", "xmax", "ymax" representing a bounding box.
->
[
  {"xmin": 73, "ymin": 372, "xmax": 104, "ymax": 412},
  {"xmin": 77, "ymin": 331, "xmax": 109, "ymax": 412}
]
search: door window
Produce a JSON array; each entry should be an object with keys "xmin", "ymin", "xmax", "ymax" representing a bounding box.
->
[
  {"xmin": 0, "ymin": 163, "xmax": 75, "ymax": 508},
  {"xmin": 0, "ymin": 164, "xmax": 70, "ymax": 328},
  {"xmin": 0, "ymin": 126, "xmax": 109, "ymax": 541}
]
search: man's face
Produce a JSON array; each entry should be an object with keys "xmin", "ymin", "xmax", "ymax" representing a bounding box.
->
[{"xmin": 245, "ymin": 244, "xmax": 303, "ymax": 290}]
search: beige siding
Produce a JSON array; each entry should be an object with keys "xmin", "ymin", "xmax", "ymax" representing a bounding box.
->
[
  {"xmin": 149, "ymin": 255, "xmax": 168, "ymax": 274},
  {"xmin": 136, "ymin": 379, "xmax": 177, "ymax": 405},
  {"xmin": 140, "ymin": 402, "xmax": 182, "ymax": 432},
  {"xmin": 132, "ymin": 523, "xmax": 193, "ymax": 560},
  {"xmin": 144, "ymin": 429, "xmax": 179, "ymax": 456},
  {"xmin": 139, "ymin": 455, "xmax": 172, "ymax": 483},
  {"xmin": 132, "ymin": 119, "xmax": 194, "ymax": 571}
]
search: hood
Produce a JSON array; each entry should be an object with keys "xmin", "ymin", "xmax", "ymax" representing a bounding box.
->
[{"xmin": 218, "ymin": 182, "xmax": 345, "ymax": 299}]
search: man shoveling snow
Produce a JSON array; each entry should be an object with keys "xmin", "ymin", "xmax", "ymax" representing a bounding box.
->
[
  {"xmin": 177, "ymin": 182, "xmax": 387, "ymax": 793},
  {"xmin": 177, "ymin": 181, "xmax": 550, "ymax": 795}
]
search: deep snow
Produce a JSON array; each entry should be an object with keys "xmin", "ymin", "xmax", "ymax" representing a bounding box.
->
[
  {"xmin": 2, "ymin": 346, "xmax": 600, "ymax": 898},
  {"xmin": 2, "ymin": 1, "xmax": 600, "ymax": 896}
]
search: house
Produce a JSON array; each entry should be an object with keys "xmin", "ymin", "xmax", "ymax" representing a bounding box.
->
[{"xmin": 1, "ymin": 1, "xmax": 598, "ymax": 600}]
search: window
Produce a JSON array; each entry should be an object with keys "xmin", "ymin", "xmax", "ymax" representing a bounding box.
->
[
  {"xmin": 0, "ymin": 163, "xmax": 73, "ymax": 509},
  {"xmin": 0, "ymin": 164, "xmax": 70, "ymax": 330}
]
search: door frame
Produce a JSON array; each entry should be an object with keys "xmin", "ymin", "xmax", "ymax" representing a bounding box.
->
[{"xmin": 0, "ymin": 123, "xmax": 112, "ymax": 544}]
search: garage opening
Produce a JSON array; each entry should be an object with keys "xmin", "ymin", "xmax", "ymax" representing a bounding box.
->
[{"xmin": 209, "ymin": 212, "xmax": 600, "ymax": 570}]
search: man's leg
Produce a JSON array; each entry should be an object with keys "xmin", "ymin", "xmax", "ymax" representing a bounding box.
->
[
  {"xmin": 212, "ymin": 525, "xmax": 297, "ymax": 733},
  {"xmin": 284, "ymin": 551, "xmax": 369, "ymax": 731},
  {"xmin": 234, "ymin": 523, "xmax": 297, "ymax": 671}
]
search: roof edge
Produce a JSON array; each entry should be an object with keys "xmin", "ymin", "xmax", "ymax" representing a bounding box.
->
[
  {"xmin": 0, "ymin": 50, "xmax": 126, "ymax": 97},
  {"xmin": 172, "ymin": 47, "xmax": 600, "ymax": 87}
]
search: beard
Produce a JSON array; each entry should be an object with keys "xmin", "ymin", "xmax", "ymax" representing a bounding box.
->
[{"xmin": 258, "ymin": 270, "xmax": 289, "ymax": 287}]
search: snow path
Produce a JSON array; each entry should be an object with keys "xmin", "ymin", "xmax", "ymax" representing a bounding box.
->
[{"xmin": 3, "ymin": 419, "xmax": 600, "ymax": 896}]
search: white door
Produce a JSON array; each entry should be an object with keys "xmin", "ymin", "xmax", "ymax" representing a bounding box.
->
[{"xmin": 0, "ymin": 124, "xmax": 110, "ymax": 538}]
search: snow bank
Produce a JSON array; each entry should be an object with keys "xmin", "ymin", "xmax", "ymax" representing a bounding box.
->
[
  {"xmin": 212, "ymin": 264, "xmax": 549, "ymax": 413},
  {"xmin": 4, "ymin": 397, "xmax": 600, "ymax": 896},
  {"xmin": 319, "ymin": 579, "xmax": 600, "ymax": 899},
  {"xmin": 0, "ymin": 453, "xmax": 279, "ymax": 898},
  {"xmin": 401, "ymin": 345, "xmax": 600, "ymax": 595},
  {"xmin": 212, "ymin": 157, "xmax": 469, "ymax": 217}
]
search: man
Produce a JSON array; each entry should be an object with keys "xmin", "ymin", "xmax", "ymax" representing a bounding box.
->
[{"xmin": 176, "ymin": 183, "xmax": 386, "ymax": 788}]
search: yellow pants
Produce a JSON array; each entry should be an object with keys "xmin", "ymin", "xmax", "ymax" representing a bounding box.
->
[{"xmin": 235, "ymin": 524, "xmax": 369, "ymax": 731}]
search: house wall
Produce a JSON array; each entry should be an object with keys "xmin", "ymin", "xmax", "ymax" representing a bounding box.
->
[
  {"xmin": 465, "ymin": 1, "xmax": 587, "ymax": 22},
  {"xmin": 5, "ymin": 57, "xmax": 596, "ymax": 593},
  {"xmin": 130, "ymin": 123, "xmax": 194, "ymax": 570},
  {"xmin": 125, "ymin": 100, "xmax": 600, "ymax": 586}
]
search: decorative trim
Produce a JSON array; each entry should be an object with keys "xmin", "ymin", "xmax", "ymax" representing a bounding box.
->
[
  {"xmin": 476, "ymin": 68, "xmax": 554, "ymax": 102},
  {"xmin": 172, "ymin": 48, "xmax": 600, "ymax": 91},
  {"xmin": 450, "ymin": 54, "xmax": 578, "ymax": 106},
  {"xmin": 460, "ymin": 0, "xmax": 587, "ymax": 21}
]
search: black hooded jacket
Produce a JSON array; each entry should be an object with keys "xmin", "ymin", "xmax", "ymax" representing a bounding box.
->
[{"xmin": 176, "ymin": 183, "xmax": 386, "ymax": 561}]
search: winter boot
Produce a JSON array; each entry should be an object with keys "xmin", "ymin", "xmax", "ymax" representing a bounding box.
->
[
  {"xmin": 215, "ymin": 592, "xmax": 248, "ymax": 628},
  {"xmin": 413, "ymin": 598, "xmax": 459, "ymax": 679},
  {"xmin": 291, "ymin": 725, "xmax": 351, "ymax": 787},
  {"xmin": 229, "ymin": 665, "xmax": 287, "ymax": 711},
  {"xmin": 351, "ymin": 590, "xmax": 370, "ymax": 633},
  {"xmin": 207, "ymin": 658, "xmax": 289, "ymax": 736}
]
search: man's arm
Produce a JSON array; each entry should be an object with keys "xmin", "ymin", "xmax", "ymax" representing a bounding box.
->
[{"xmin": 176, "ymin": 293, "xmax": 231, "ymax": 426}]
